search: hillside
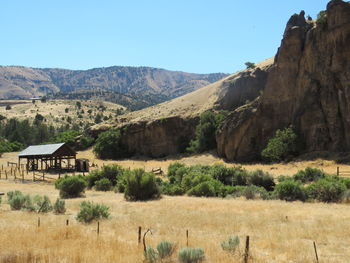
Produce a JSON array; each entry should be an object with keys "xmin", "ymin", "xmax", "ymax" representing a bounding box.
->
[
  {"xmin": 0, "ymin": 65, "xmax": 227, "ymax": 109},
  {"xmin": 89, "ymin": 58, "xmax": 274, "ymax": 157},
  {"xmin": 0, "ymin": 99, "xmax": 125, "ymax": 129}
]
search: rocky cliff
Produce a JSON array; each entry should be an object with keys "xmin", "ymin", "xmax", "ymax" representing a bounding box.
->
[{"xmin": 217, "ymin": 0, "xmax": 350, "ymax": 161}]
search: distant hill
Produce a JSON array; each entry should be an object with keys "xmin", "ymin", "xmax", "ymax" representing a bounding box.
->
[{"xmin": 0, "ymin": 65, "xmax": 227, "ymax": 110}]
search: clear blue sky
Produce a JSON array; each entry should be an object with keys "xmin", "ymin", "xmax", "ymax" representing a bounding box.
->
[{"xmin": 1, "ymin": 0, "xmax": 329, "ymax": 74}]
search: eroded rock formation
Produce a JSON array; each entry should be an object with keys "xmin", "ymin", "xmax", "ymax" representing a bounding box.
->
[{"xmin": 217, "ymin": 0, "xmax": 350, "ymax": 161}]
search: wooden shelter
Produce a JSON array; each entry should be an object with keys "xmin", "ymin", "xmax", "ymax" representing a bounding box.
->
[{"xmin": 18, "ymin": 143, "xmax": 76, "ymax": 171}]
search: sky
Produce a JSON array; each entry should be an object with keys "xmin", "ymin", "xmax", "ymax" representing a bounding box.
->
[{"xmin": 1, "ymin": 0, "xmax": 330, "ymax": 74}]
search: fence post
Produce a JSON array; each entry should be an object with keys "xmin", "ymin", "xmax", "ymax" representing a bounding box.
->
[
  {"xmin": 38, "ymin": 217, "xmax": 40, "ymax": 228},
  {"xmin": 313, "ymin": 241, "xmax": 319, "ymax": 263},
  {"xmin": 138, "ymin": 226, "xmax": 142, "ymax": 244},
  {"xmin": 337, "ymin": 167, "xmax": 339, "ymax": 176},
  {"xmin": 5, "ymin": 170, "xmax": 7, "ymax": 179},
  {"xmin": 97, "ymin": 221, "xmax": 100, "ymax": 235},
  {"xmin": 244, "ymin": 236, "xmax": 250, "ymax": 263},
  {"xmin": 66, "ymin": 219, "xmax": 69, "ymax": 239},
  {"xmin": 186, "ymin": 229, "xmax": 189, "ymax": 247}
]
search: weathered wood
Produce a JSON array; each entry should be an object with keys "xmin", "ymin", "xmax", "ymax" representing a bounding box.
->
[
  {"xmin": 244, "ymin": 236, "xmax": 250, "ymax": 263},
  {"xmin": 138, "ymin": 226, "xmax": 142, "ymax": 244},
  {"xmin": 186, "ymin": 229, "xmax": 189, "ymax": 247},
  {"xmin": 313, "ymin": 241, "xmax": 319, "ymax": 263}
]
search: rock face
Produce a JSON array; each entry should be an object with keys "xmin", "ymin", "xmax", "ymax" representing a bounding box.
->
[
  {"xmin": 217, "ymin": 0, "xmax": 350, "ymax": 161},
  {"xmin": 119, "ymin": 116, "xmax": 198, "ymax": 157},
  {"xmin": 215, "ymin": 65, "xmax": 272, "ymax": 111}
]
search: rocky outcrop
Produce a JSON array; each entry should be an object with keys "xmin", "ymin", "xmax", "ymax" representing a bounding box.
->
[
  {"xmin": 217, "ymin": 0, "xmax": 350, "ymax": 161},
  {"xmin": 118, "ymin": 116, "xmax": 198, "ymax": 157},
  {"xmin": 215, "ymin": 64, "xmax": 272, "ymax": 111},
  {"xmin": 90, "ymin": 116, "xmax": 198, "ymax": 158}
]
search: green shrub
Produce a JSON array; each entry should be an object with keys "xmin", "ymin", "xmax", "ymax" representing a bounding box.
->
[
  {"xmin": 94, "ymin": 178, "xmax": 112, "ymax": 191},
  {"xmin": 53, "ymin": 199, "xmax": 66, "ymax": 214},
  {"xmin": 187, "ymin": 181, "xmax": 216, "ymax": 197},
  {"xmin": 34, "ymin": 195, "xmax": 53, "ymax": 213},
  {"xmin": 162, "ymin": 183, "xmax": 184, "ymax": 196},
  {"xmin": 244, "ymin": 62, "xmax": 256, "ymax": 69},
  {"xmin": 93, "ymin": 129, "xmax": 127, "ymax": 159},
  {"xmin": 316, "ymin": 10, "xmax": 327, "ymax": 26},
  {"xmin": 293, "ymin": 168, "xmax": 326, "ymax": 183},
  {"xmin": 100, "ymin": 164, "xmax": 125, "ymax": 185},
  {"xmin": 187, "ymin": 111, "xmax": 228, "ymax": 153},
  {"xmin": 116, "ymin": 175, "xmax": 127, "ymax": 193},
  {"xmin": 261, "ymin": 127, "xmax": 299, "ymax": 162},
  {"xmin": 124, "ymin": 169, "xmax": 161, "ymax": 201},
  {"xmin": 7, "ymin": 191, "xmax": 27, "ymax": 210},
  {"xmin": 274, "ymin": 180, "xmax": 306, "ymax": 201},
  {"xmin": 168, "ymin": 162, "xmax": 186, "ymax": 177},
  {"xmin": 144, "ymin": 247, "xmax": 158, "ymax": 263},
  {"xmin": 56, "ymin": 176, "xmax": 87, "ymax": 198},
  {"xmin": 79, "ymin": 135, "xmax": 95, "ymax": 149},
  {"xmin": 306, "ymin": 177, "xmax": 346, "ymax": 202},
  {"xmin": 76, "ymin": 201, "xmax": 110, "ymax": 223},
  {"xmin": 221, "ymin": 236, "xmax": 240, "ymax": 253},
  {"xmin": 157, "ymin": 240, "xmax": 174, "ymax": 259},
  {"xmin": 247, "ymin": 170, "xmax": 275, "ymax": 191},
  {"xmin": 178, "ymin": 248, "xmax": 205, "ymax": 263}
]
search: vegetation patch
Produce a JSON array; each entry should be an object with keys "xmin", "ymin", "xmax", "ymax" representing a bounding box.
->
[
  {"xmin": 55, "ymin": 175, "xmax": 87, "ymax": 198},
  {"xmin": 261, "ymin": 127, "xmax": 299, "ymax": 162},
  {"xmin": 76, "ymin": 201, "xmax": 110, "ymax": 223}
]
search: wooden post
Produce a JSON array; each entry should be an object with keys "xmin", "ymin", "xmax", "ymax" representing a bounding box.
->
[
  {"xmin": 5, "ymin": 170, "xmax": 7, "ymax": 179},
  {"xmin": 138, "ymin": 226, "xmax": 142, "ymax": 244},
  {"xmin": 244, "ymin": 236, "xmax": 250, "ymax": 263},
  {"xmin": 22, "ymin": 170, "xmax": 24, "ymax": 182},
  {"xmin": 0, "ymin": 170, "xmax": 1, "ymax": 179},
  {"xmin": 337, "ymin": 167, "xmax": 340, "ymax": 176},
  {"xmin": 38, "ymin": 217, "xmax": 40, "ymax": 228},
  {"xmin": 186, "ymin": 229, "xmax": 189, "ymax": 247},
  {"xmin": 66, "ymin": 219, "xmax": 69, "ymax": 239},
  {"xmin": 313, "ymin": 241, "xmax": 319, "ymax": 263},
  {"xmin": 97, "ymin": 221, "xmax": 100, "ymax": 235}
]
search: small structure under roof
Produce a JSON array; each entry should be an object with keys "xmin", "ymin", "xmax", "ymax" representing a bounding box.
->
[{"xmin": 18, "ymin": 143, "xmax": 76, "ymax": 171}]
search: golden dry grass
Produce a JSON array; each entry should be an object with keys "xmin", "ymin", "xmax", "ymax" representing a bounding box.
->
[
  {"xmin": 0, "ymin": 179, "xmax": 350, "ymax": 263},
  {"xmin": 1, "ymin": 150, "xmax": 350, "ymax": 262}
]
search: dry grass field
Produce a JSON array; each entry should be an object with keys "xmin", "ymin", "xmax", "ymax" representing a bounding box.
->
[
  {"xmin": 0, "ymin": 180, "xmax": 349, "ymax": 263},
  {"xmin": 0, "ymin": 150, "xmax": 350, "ymax": 262}
]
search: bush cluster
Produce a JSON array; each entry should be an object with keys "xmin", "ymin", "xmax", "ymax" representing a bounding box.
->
[
  {"xmin": 163, "ymin": 163, "xmax": 275, "ymax": 199},
  {"xmin": 86, "ymin": 164, "xmax": 126, "ymax": 191},
  {"xmin": 186, "ymin": 110, "xmax": 228, "ymax": 153},
  {"xmin": 163, "ymin": 164, "xmax": 350, "ymax": 203},
  {"xmin": 93, "ymin": 129, "xmax": 128, "ymax": 159},
  {"xmin": 6, "ymin": 191, "xmax": 65, "ymax": 213}
]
